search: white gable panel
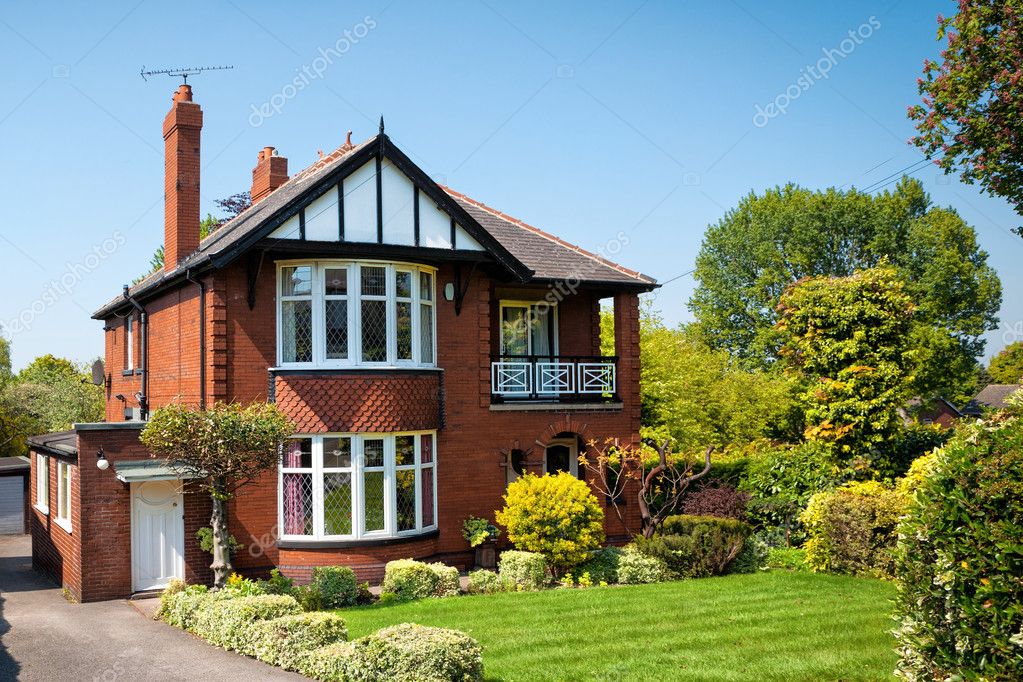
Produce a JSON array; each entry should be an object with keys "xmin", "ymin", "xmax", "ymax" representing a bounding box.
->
[
  {"xmin": 381, "ymin": 162, "xmax": 415, "ymax": 246},
  {"xmin": 344, "ymin": 160, "xmax": 378, "ymax": 243},
  {"xmin": 268, "ymin": 213, "xmax": 302, "ymax": 240},
  {"xmin": 454, "ymin": 225, "xmax": 484, "ymax": 251},
  {"xmin": 304, "ymin": 186, "xmax": 340, "ymax": 241},
  {"xmin": 420, "ymin": 199, "xmax": 452, "ymax": 249}
]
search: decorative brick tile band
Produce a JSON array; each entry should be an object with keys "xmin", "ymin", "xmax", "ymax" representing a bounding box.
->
[{"xmin": 273, "ymin": 372, "xmax": 442, "ymax": 433}]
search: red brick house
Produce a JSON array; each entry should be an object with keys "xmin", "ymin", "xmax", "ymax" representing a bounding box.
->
[{"xmin": 28, "ymin": 84, "xmax": 654, "ymax": 602}]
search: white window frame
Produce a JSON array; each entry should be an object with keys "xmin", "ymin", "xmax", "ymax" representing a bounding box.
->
[
  {"xmin": 278, "ymin": 431, "xmax": 438, "ymax": 542},
  {"xmin": 125, "ymin": 315, "xmax": 134, "ymax": 370},
  {"xmin": 498, "ymin": 300, "xmax": 560, "ymax": 356},
  {"xmin": 55, "ymin": 460, "xmax": 72, "ymax": 533},
  {"xmin": 34, "ymin": 454, "xmax": 49, "ymax": 515},
  {"xmin": 276, "ymin": 260, "xmax": 437, "ymax": 369}
]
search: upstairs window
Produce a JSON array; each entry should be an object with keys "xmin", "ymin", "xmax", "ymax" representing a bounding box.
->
[
  {"xmin": 125, "ymin": 315, "xmax": 134, "ymax": 370},
  {"xmin": 277, "ymin": 261, "xmax": 436, "ymax": 368}
]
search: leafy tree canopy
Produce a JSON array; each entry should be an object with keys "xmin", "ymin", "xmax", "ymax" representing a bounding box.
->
[
  {"xmin": 776, "ymin": 264, "xmax": 917, "ymax": 466},
  {"xmin": 689, "ymin": 178, "xmax": 1000, "ymax": 403},
  {"xmin": 988, "ymin": 341, "xmax": 1023, "ymax": 384},
  {"xmin": 909, "ymin": 1, "xmax": 1023, "ymax": 232}
]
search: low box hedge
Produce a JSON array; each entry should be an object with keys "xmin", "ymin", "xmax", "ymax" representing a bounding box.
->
[
  {"xmin": 246, "ymin": 612, "xmax": 348, "ymax": 670},
  {"xmin": 381, "ymin": 559, "xmax": 460, "ymax": 601},
  {"xmin": 300, "ymin": 623, "xmax": 483, "ymax": 682},
  {"xmin": 497, "ymin": 550, "xmax": 549, "ymax": 590},
  {"xmin": 191, "ymin": 594, "xmax": 302, "ymax": 651}
]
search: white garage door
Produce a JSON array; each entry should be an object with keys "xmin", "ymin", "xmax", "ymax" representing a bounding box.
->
[{"xmin": 0, "ymin": 477, "xmax": 25, "ymax": 534}]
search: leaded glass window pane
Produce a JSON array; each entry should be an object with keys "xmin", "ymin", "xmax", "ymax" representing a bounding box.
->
[
  {"xmin": 421, "ymin": 467, "xmax": 434, "ymax": 527},
  {"xmin": 361, "ymin": 300, "xmax": 387, "ymax": 362},
  {"xmin": 420, "ymin": 303, "xmax": 434, "ymax": 363},
  {"xmin": 396, "ymin": 469, "xmax": 417, "ymax": 531},
  {"xmin": 325, "ymin": 268, "xmax": 347, "ymax": 295},
  {"xmin": 322, "ymin": 437, "xmax": 351, "ymax": 468},
  {"xmin": 361, "ymin": 266, "xmax": 386, "ymax": 296},
  {"xmin": 282, "ymin": 472, "xmax": 313, "ymax": 535},
  {"xmin": 395, "ymin": 436, "xmax": 415, "ymax": 466},
  {"xmin": 363, "ymin": 439, "xmax": 384, "ymax": 468},
  {"xmin": 323, "ymin": 472, "xmax": 353, "ymax": 536},
  {"xmin": 363, "ymin": 471, "xmax": 385, "ymax": 532},
  {"xmin": 396, "ymin": 270, "xmax": 412, "ymax": 298},
  {"xmin": 325, "ymin": 299, "xmax": 348, "ymax": 359},
  {"xmin": 284, "ymin": 438, "xmax": 313, "ymax": 469},
  {"xmin": 420, "ymin": 434, "xmax": 433, "ymax": 464},
  {"xmin": 419, "ymin": 272, "xmax": 433, "ymax": 301},
  {"xmin": 282, "ymin": 266, "xmax": 312, "ymax": 296},
  {"xmin": 396, "ymin": 302, "xmax": 412, "ymax": 360},
  {"xmin": 282, "ymin": 299, "xmax": 312, "ymax": 363}
]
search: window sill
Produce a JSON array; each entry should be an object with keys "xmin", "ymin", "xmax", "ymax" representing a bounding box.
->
[
  {"xmin": 489, "ymin": 401, "xmax": 623, "ymax": 412},
  {"xmin": 271, "ymin": 366, "xmax": 443, "ymax": 374},
  {"xmin": 54, "ymin": 517, "xmax": 72, "ymax": 534},
  {"xmin": 277, "ymin": 528, "xmax": 439, "ymax": 549},
  {"xmin": 33, "ymin": 504, "xmax": 48, "ymax": 516}
]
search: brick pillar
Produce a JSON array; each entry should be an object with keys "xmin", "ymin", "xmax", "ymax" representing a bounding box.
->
[
  {"xmin": 163, "ymin": 84, "xmax": 203, "ymax": 271},
  {"xmin": 613, "ymin": 292, "xmax": 641, "ymax": 447}
]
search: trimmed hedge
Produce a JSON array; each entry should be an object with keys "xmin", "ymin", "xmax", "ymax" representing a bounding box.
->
[
  {"xmin": 497, "ymin": 550, "xmax": 549, "ymax": 590},
  {"xmin": 466, "ymin": 569, "xmax": 509, "ymax": 595},
  {"xmin": 311, "ymin": 566, "xmax": 359, "ymax": 609},
  {"xmin": 158, "ymin": 583, "xmax": 211, "ymax": 629},
  {"xmin": 381, "ymin": 560, "xmax": 460, "ymax": 601},
  {"xmin": 301, "ymin": 623, "xmax": 484, "ymax": 682},
  {"xmin": 246, "ymin": 612, "xmax": 348, "ymax": 670},
  {"xmin": 191, "ymin": 594, "xmax": 302, "ymax": 651},
  {"xmin": 895, "ymin": 413, "xmax": 1023, "ymax": 680},
  {"xmin": 575, "ymin": 547, "xmax": 623, "ymax": 585},
  {"xmin": 616, "ymin": 545, "xmax": 668, "ymax": 584}
]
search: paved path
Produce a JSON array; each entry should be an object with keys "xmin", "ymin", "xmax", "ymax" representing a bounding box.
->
[{"xmin": 0, "ymin": 534, "xmax": 304, "ymax": 681}]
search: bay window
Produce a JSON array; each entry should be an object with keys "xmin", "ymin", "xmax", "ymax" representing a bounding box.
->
[
  {"xmin": 278, "ymin": 261, "xmax": 436, "ymax": 368},
  {"xmin": 280, "ymin": 432, "xmax": 438, "ymax": 541}
]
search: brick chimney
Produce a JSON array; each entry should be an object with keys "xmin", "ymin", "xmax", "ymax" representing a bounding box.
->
[
  {"xmin": 162, "ymin": 84, "xmax": 202, "ymax": 272},
  {"xmin": 251, "ymin": 146, "xmax": 288, "ymax": 204}
]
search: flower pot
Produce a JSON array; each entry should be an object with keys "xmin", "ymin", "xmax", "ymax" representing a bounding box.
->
[{"xmin": 474, "ymin": 541, "xmax": 497, "ymax": 569}]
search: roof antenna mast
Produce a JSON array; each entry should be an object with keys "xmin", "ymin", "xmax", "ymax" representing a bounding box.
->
[{"xmin": 140, "ymin": 65, "xmax": 234, "ymax": 83}]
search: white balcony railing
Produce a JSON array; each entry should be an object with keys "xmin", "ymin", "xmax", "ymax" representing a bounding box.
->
[{"xmin": 491, "ymin": 356, "xmax": 617, "ymax": 402}]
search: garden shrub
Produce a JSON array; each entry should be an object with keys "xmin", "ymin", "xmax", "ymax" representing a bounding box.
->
[
  {"xmin": 298, "ymin": 642, "xmax": 356, "ymax": 681},
  {"xmin": 257, "ymin": 568, "xmax": 295, "ymax": 595},
  {"xmin": 681, "ymin": 484, "xmax": 750, "ymax": 520},
  {"xmin": 191, "ymin": 594, "xmax": 302, "ymax": 651},
  {"xmin": 801, "ymin": 481, "xmax": 905, "ymax": 578},
  {"xmin": 575, "ymin": 547, "xmax": 623, "ymax": 585},
  {"xmin": 766, "ymin": 547, "xmax": 808, "ymax": 571},
  {"xmin": 246, "ymin": 612, "xmax": 348, "ymax": 670},
  {"xmin": 158, "ymin": 584, "xmax": 212, "ymax": 629},
  {"xmin": 728, "ymin": 534, "xmax": 768, "ymax": 574},
  {"xmin": 894, "ymin": 412, "xmax": 1023, "ymax": 680},
  {"xmin": 381, "ymin": 559, "xmax": 460, "ymax": 601},
  {"xmin": 497, "ymin": 550, "xmax": 549, "ymax": 590},
  {"xmin": 616, "ymin": 545, "xmax": 668, "ymax": 584},
  {"xmin": 636, "ymin": 515, "xmax": 750, "ymax": 578},
  {"xmin": 495, "ymin": 472, "xmax": 605, "ymax": 574},
  {"xmin": 291, "ymin": 583, "xmax": 324, "ymax": 611},
  {"xmin": 311, "ymin": 565, "xmax": 358, "ymax": 608},
  {"xmin": 222, "ymin": 572, "xmax": 268, "ymax": 598},
  {"xmin": 739, "ymin": 441, "xmax": 842, "ymax": 543},
  {"xmin": 466, "ymin": 569, "xmax": 509, "ymax": 595}
]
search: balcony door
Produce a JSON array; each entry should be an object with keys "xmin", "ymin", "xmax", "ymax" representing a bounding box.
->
[{"xmin": 500, "ymin": 302, "xmax": 558, "ymax": 358}]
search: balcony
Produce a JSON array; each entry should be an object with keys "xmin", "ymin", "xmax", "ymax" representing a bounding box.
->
[{"xmin": 490, "ymin": 355, "xmax": 618, "ymax": 404}]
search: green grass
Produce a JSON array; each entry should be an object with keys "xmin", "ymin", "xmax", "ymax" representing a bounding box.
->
[{"xmin": 338, "ymin": 571, "xmax": 897, "ymax": 682}]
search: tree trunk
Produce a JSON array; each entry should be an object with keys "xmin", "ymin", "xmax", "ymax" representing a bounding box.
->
[{"xmin": 209, "ymin": 479, "xmax": 232, "ymax": 589}]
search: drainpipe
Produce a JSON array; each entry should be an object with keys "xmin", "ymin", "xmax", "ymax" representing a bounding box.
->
[
  {"xmin": 186, "ymin": 270, "xmax": 207, "ymax": 409},
  {"xmin": 122, "ymin": 285, "xmax": 149, "ymax": 420}
]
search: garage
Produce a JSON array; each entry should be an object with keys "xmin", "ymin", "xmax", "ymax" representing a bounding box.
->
[{"xmin": 0, "ymin": 457, "xmax": 30, "ymax": 535}]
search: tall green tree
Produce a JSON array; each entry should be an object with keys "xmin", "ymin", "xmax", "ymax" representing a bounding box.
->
[
  {"xmin": 10, "ymin": 354, "xmax": 103, "ymax": 435},
  {"xmin": 140, "ymin": 402, "xmax": 293, "ymax": 587},
  {"xmin": 988, "ymin": 341, "xmax": 1023, "ymax": 384},
  {"xmin": 909, "ymin": 1, "xmax": 1023, "ymax": 232},
  {"xmin": 776, "ymin": 265, "xmax": 916, "ymax": 466},
  {"xmin": 635, "ymin": 304, "xmax": 798, "ymax": 450},
  {"xmin": 689, "ymin": 179, "xmax": 1000, "ymax": 402}
]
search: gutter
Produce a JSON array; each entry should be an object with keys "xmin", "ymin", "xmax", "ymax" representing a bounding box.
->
[
  {"xmin": 122, "ymin": 285, "xmax": 149, "ymax": 420},
  {"xmin": 186, "ymin": 269, "xmax": 207, "ymax": 409}
]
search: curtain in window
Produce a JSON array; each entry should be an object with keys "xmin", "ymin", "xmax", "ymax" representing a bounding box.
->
[
  {"xmin": 531, "ymin": 305, "xmax": 551, "ymax": 358},
  {"xmin": 283, "ymin": 440, "xmax": 307, "ymax": 535}
]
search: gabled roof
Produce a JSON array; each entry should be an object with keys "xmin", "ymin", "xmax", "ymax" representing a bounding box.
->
[
  {"xmin": 962, "ymin": 384, "xmax": 1022, "ymax": 416},
  {"xmin": 94, "ymin": 132, "xmax": 656, "ymax": 318}
]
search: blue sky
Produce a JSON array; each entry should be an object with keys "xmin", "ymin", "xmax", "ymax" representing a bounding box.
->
[{"xmin": 1, "ymin": 1, "xmax": 1020, "ymax": 372}]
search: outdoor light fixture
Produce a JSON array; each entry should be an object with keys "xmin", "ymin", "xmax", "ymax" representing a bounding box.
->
[
  {"xmin": 96, "ymin": 447, "xmax": 109, "ymax": 471},
  {"xmin": 444, "ymin": 283, "xmax": 455, "ymax": 301}
]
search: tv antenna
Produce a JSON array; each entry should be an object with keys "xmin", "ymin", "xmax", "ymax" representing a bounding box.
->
[{"xmin": 140, "ymin": 65, "xmax": 234, "ymax": 83}]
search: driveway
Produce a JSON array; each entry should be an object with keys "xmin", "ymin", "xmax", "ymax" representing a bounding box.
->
[{"xmin": 0, "ymin": 535, "xmax": 304, "ymax": 681}]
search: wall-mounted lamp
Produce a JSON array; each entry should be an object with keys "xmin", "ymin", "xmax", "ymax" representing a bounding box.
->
[
  {"xmin": 96, "ymin": 447, "xmax": 109, "ymax": 471},
  {"xmin": 443, "ymin": 282, "xmax": 455, "ymax": 301},
  {"xmin": 115, "ymin": 394, "xmax": 126, "ymax": 402}
]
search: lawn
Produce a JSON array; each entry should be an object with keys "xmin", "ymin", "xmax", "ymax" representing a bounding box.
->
[{"xmin": 339, "ymin": 570, "xmax": 897, "ymax": 682}]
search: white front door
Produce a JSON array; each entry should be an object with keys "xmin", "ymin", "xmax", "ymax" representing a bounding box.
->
[{"xmin": 131, "ymin": 480, "xmax": 185, "ymax": 592}]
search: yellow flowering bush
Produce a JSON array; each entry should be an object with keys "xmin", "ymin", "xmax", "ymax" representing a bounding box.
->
[{"xmin": 495, "ymin": 473, "xmax": 605, "ymax": 575}]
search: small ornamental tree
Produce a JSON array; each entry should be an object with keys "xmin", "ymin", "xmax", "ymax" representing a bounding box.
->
[
  {"xmin": 580, "ymin": 438, "xmax": 712, "ymax": 538},
  {"xmin": 989, "ymin": 341, "xmax": 1023, "ymax": 384},
  {"xmin": 495, "ymin": 472, "xmax": 604, "ymax": 575},
  {"xmin": 909, "ymin": 2, "xmax": 1023, "ymax": 232},
  {"xmin": 140, "ymin": 402, "xmax": 293, "ymax": 587},
  {"xmin": 776, "ymin": 265, "xmax": 916, "ymax": 462}
]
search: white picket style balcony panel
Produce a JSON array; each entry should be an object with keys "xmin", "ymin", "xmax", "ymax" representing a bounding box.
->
[{"xmin": 490, "ymin": 357, "xmax": 617, "ymax": 402}]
